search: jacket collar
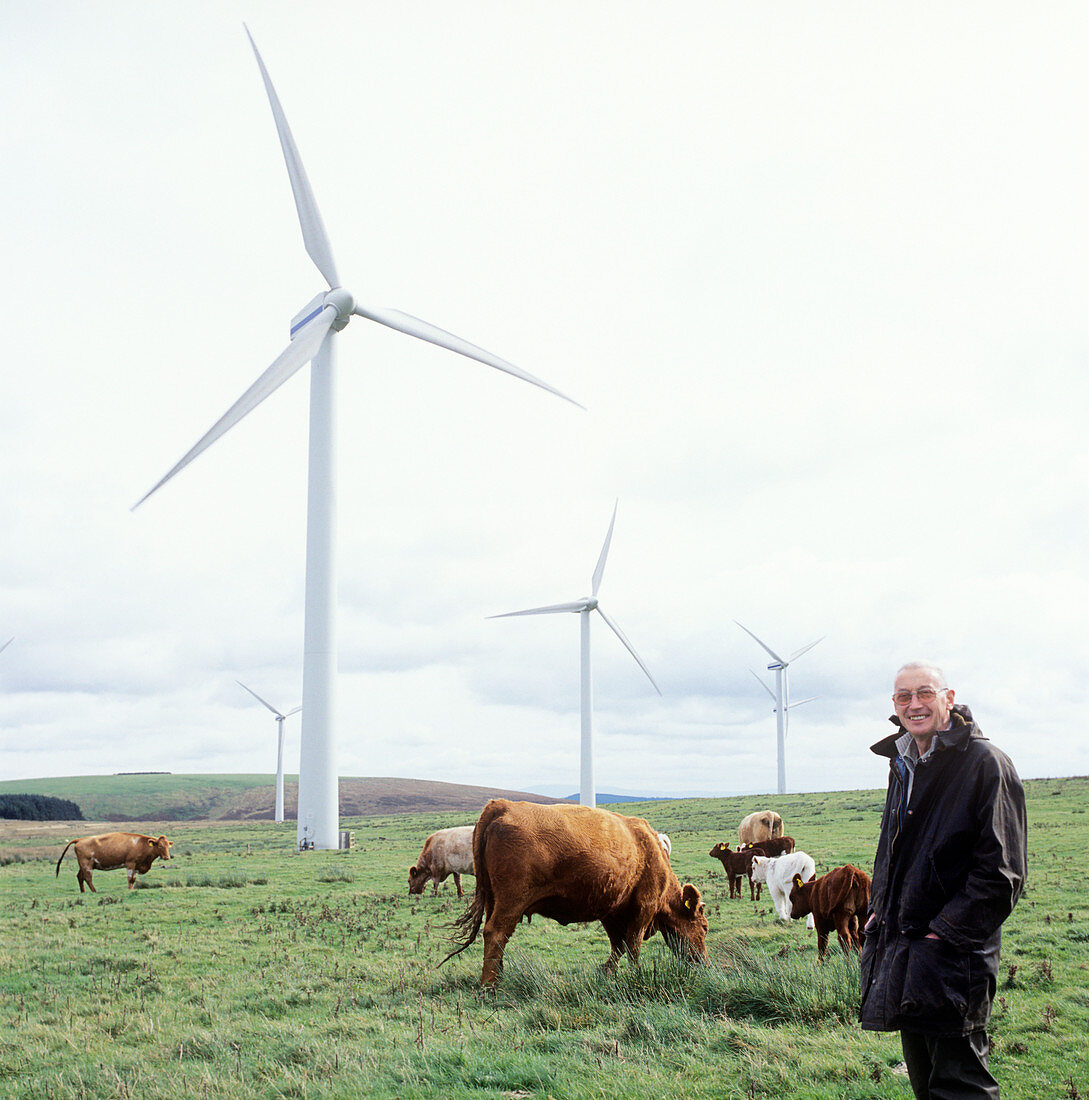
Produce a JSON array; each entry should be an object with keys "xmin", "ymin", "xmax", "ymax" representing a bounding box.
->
[{"xmin": 870, "ymin": 703, "xmax": 978, "ymax": 760}]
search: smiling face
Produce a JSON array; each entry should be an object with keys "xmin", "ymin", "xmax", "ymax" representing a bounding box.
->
[{"xmin": 893, "ymin": 666, "xmax": 954, "ymax": 749}]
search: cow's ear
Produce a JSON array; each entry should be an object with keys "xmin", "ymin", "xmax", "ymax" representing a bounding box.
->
[
  {"xmin": 409, "ymin": 866, "xmax": 418, "ymax": 876},
  {"xmin": 792, "ymin": 874, "xmax": 803, "ymax": 888},
  {"xmin": 681, "ymin": 883, "xmax": 702, "ymax": 913}
]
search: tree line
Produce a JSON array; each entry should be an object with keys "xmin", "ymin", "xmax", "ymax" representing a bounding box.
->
[{"xmin": 0, "ymin": 794, "xmax": 84, "ymax": 820}]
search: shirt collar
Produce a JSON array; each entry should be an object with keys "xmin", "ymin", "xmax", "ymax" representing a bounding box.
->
[{"xmin": 895, "ymin": 727, "xmax": 950, "ymax": 764}]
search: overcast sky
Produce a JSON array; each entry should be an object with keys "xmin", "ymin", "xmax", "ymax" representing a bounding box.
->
[{"xmin": 2, "ymin": 2, "xmax": 1087, "ymax": 800}]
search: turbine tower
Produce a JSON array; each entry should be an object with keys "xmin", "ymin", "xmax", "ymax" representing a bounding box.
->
[
  {"xmin": 736, "ymin": 622, "xmax": 821, "ymax": 795},
  {"xmin": 132, "ymin": 28, "xmax": 579, "ymax": 850},
  {"xmin": 237, "ymin": 681, "xmax": 301, "ymax": 824},
  {"xmin": 490, "ymin": 503, "xmax": 660, "ymax": 808}
]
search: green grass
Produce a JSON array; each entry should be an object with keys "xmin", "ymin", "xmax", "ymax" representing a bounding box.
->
[
  {"xmin": 1, "ymin": 779, "xmax": 1086, "ymax": 1098},
  {"xmin": 0, "ymin": 773, "xmax": 276, "ymax": 822}
]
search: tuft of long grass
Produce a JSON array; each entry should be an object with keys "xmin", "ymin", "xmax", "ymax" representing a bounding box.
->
[{"xmin": 494, "ymin": 938, "xmax": 859, "ymax": 1030}]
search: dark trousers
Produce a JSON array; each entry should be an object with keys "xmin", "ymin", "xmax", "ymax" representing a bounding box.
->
[{"xmin": 900, "ymin": 1030, "xmax": 999, "ymax": 1099}]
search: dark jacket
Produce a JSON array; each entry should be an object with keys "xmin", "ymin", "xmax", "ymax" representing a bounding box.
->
[{"xmin": 859, "ymin": 704, "xmax": 1027, "ymax": 1035}]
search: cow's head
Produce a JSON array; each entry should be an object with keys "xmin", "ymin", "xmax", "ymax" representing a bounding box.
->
[
  {"xmin": 709, "ymin": 842, "xmax": 731, "ymax": 858},
  {"xmin": 407, "ymin": 865, "xmax": 428, "ymax": 895},
  {"xmin": 788, "ymin": 872, "xmax": 816, "ymax": 920},
  {"xmin": 154, "ymin": 836, "xmax": 173, "ymax": 861},
  {"xmin": 654, "ymin": 883, "xmax": 709, "ymax": 964},
  {"xmin": 750, "ymin": 855, "xmax": 770, "ymax": 881}
]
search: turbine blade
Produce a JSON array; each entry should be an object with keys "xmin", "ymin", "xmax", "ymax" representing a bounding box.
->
[
  {"xmin": 285, "ymin": 706, "xmax": 302, "ymax": 717},
  {"xmin": 749, "ymin": 668, "xmax": 777, "ymax": 701},
  {"xmin": 596, "ymin": 606, "xmax": 661, "ymax": 695},
  {"xmin": 734, "ymin": 621, "xmax": 786, "ymax": 666},
  {"xmin": 237, "ymin": 680, "xmax": 285, "ymax": 718},
  {"xmin": 788, "ymin": 636, "xmax": 824, "ymax": 663},
  {"xmin": 132, "ymin": 307, "xmax": 336, "ymax": 509},
  {"xmin": 591, "ymin": 500, "xmax": 618, "ymax": 598},
  {"xmin": 245, "ymin": 26, "xmax": 339, "ymax": 288},
  {"xmin": 353, "ymin": 304, "xmax": 584, "ymax": 409},
  {"xmin": 488, "ymin": 600, "xmax": 589, "ymax": 618},
  {"xmin": 787, "ymin": 696, "xmax": 817, "ymax": 709},
  {"xmin": 0, "ymin": 637, "xmax": 13, "ymax": 656}
]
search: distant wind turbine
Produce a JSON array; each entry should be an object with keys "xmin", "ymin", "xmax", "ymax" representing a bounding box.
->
[
  {"xmin": 237, "ymin": 681, "xmax": 301, "ymax": 824},
  {"xmin": 132, "ymin": 27, "xmax": 580, "ymax": 850},
  {"xmin": 490, "ymin": 503, "xmax": 660, "ymax": 808},
  {"xmin": 736, "ymin": 622, "xmax": 822, "ymax": 795}
]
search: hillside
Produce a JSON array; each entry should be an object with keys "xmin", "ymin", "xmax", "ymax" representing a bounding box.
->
[{"xmin": 0, "ymin": 773, "xmax": 570, "ymax": 821}]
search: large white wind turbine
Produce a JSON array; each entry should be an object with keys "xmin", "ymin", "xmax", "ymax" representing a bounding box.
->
[
  {"xmin": 133, "ymin": 28, "xmax": 580, "ymax": 851},
  {"xmin": 490, "ymin": 503, "xmax": 660, "ymax": 808},
  {"xmin": 237, "ymin": 681, "xmax": 301, "ymax": 825},
  {"xmin": 736, "ymin": 622, "xmax": 822, "ymax": 795}
]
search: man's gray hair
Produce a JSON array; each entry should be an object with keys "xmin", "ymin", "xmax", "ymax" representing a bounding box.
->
[{"xmin": 895, "ymin": 661, "xmax": 949, "ymax": 689}]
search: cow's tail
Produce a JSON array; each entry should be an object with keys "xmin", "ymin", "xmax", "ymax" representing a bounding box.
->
[
  {"xmin": 55, "ymin": 840, "xmax": 77, "ymax": 877},
  {"xmin": 438, "ymin": 799, "xmax": 504, "ymax": 969}
]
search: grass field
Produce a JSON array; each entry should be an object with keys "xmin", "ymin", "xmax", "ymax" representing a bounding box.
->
[{"xmin": 1, "ymin": 778, "xmax": 1086, "ymax": 1098}]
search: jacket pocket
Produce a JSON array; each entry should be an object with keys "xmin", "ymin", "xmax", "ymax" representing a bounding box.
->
[{"xmin": 899, "ymin": 937, "xmax": 969, "ymax": 1024}]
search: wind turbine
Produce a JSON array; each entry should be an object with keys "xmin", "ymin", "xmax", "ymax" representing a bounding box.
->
[
  {"xmin": 735, "ymin": 622, "xmax": 822, "ymax": 795},
  {"xmin": 132, "ymin": 28, "xmax": 579, "ymax": 851},
  {"xmin": 237, "ymin": 681, "xmax": 301, "ymax": 824},
  {"xmin": 490, "ymin": 503, "xmax": 660, "ymax": 808}
]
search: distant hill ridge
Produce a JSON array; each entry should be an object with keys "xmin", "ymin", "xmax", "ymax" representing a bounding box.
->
[{"xmin": 0, "ymin": 774, "xmax": 571, "ymax": 821}]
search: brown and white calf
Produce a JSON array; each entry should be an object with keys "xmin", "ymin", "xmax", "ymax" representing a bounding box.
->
[{"xmin": 56, "ymin": 832, "xmax": 173, "ymax": 892}]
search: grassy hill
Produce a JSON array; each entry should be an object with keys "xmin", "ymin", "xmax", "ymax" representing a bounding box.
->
[{"xmin": 0, "ymin": 773, "xmax": 570, "ymax": 822}]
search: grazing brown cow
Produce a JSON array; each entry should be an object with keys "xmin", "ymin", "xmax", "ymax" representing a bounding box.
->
[
  {"xmin": 444, "ymin": 799, "xmax": 708, "ymax": 985},
  {"xmin": 408, "ymin": 825, "xmax": 475, "ymax": 897},
  {"xmin": 788, "ymin": 864, "xmax": 871, "ymax": 959},
  {"xmin": 738, "ymin": 810, "xmax": 783, "ymax": 846},
  {"xmin": 708, "ymin": 841, "xmax": 762, "ymax": 901},
  {"xmin": 740, "ymin": 835, "xmax": 796, "ymax": 858},
  {"xmin": 55, "ymin": 832, "xmax": 173, "ymax": 893}
]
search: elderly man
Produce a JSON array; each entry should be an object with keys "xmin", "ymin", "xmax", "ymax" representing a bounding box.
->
[{"xmin": 859, "ymin": 662, "xmax": 1027, "ymax": 1099}]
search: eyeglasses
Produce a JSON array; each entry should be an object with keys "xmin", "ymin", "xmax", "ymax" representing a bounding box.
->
[{"xmin": 892, "ymin": 687, "xmax": 947, "ymax": 706}]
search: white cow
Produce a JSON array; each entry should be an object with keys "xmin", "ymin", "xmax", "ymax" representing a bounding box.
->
[
  {"xmin": 408, "ymin": 825, "xmax": 475, "ymax": 896},
  {"xmin": 752, "ymin": 851, "xmax": 817, "ymax": 924}
]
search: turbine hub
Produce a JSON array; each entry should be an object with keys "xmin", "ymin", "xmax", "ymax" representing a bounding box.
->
[{"xmin": 324, "ymin": 287, "xmax": 356, "ymax": 331}]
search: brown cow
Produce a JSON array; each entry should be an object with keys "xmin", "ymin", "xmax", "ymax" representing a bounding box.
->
[
  {"xmin": 738, "ymin": 810, "xmax": 783, "ymax": 846},
  {"xmin": 709, "ymin": 841, "xmax": 762, "ymax": 901},
  {"xmin": 443, "ymin": 799, "xmax": 708, "ymax": 985},
  {"xmin": 408, "ymin": 825, "xmax": 475, "ymax": 897},
  {"xmin": 55, "ymin": 832, "xmax": 173, "ymax": 893},
  {"xmin": 788, "ymin": 864, "xmax": 871, "ymax": 959},
  {"xmin": 740, "ymin": 835, "xmax": 796, "ymax": 858}
]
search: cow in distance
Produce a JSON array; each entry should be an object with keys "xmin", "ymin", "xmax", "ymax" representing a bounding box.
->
[
  {"xmin": 408, "ymin": 825, "xmax": 475, "ymax": 897},
  {"xmin": 56, "ymin": 832, "xmax": 173, "ymax": 893},
  {"xmin": 738, "ymin": 810, "xmax": 783, "ymax": 846}
]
